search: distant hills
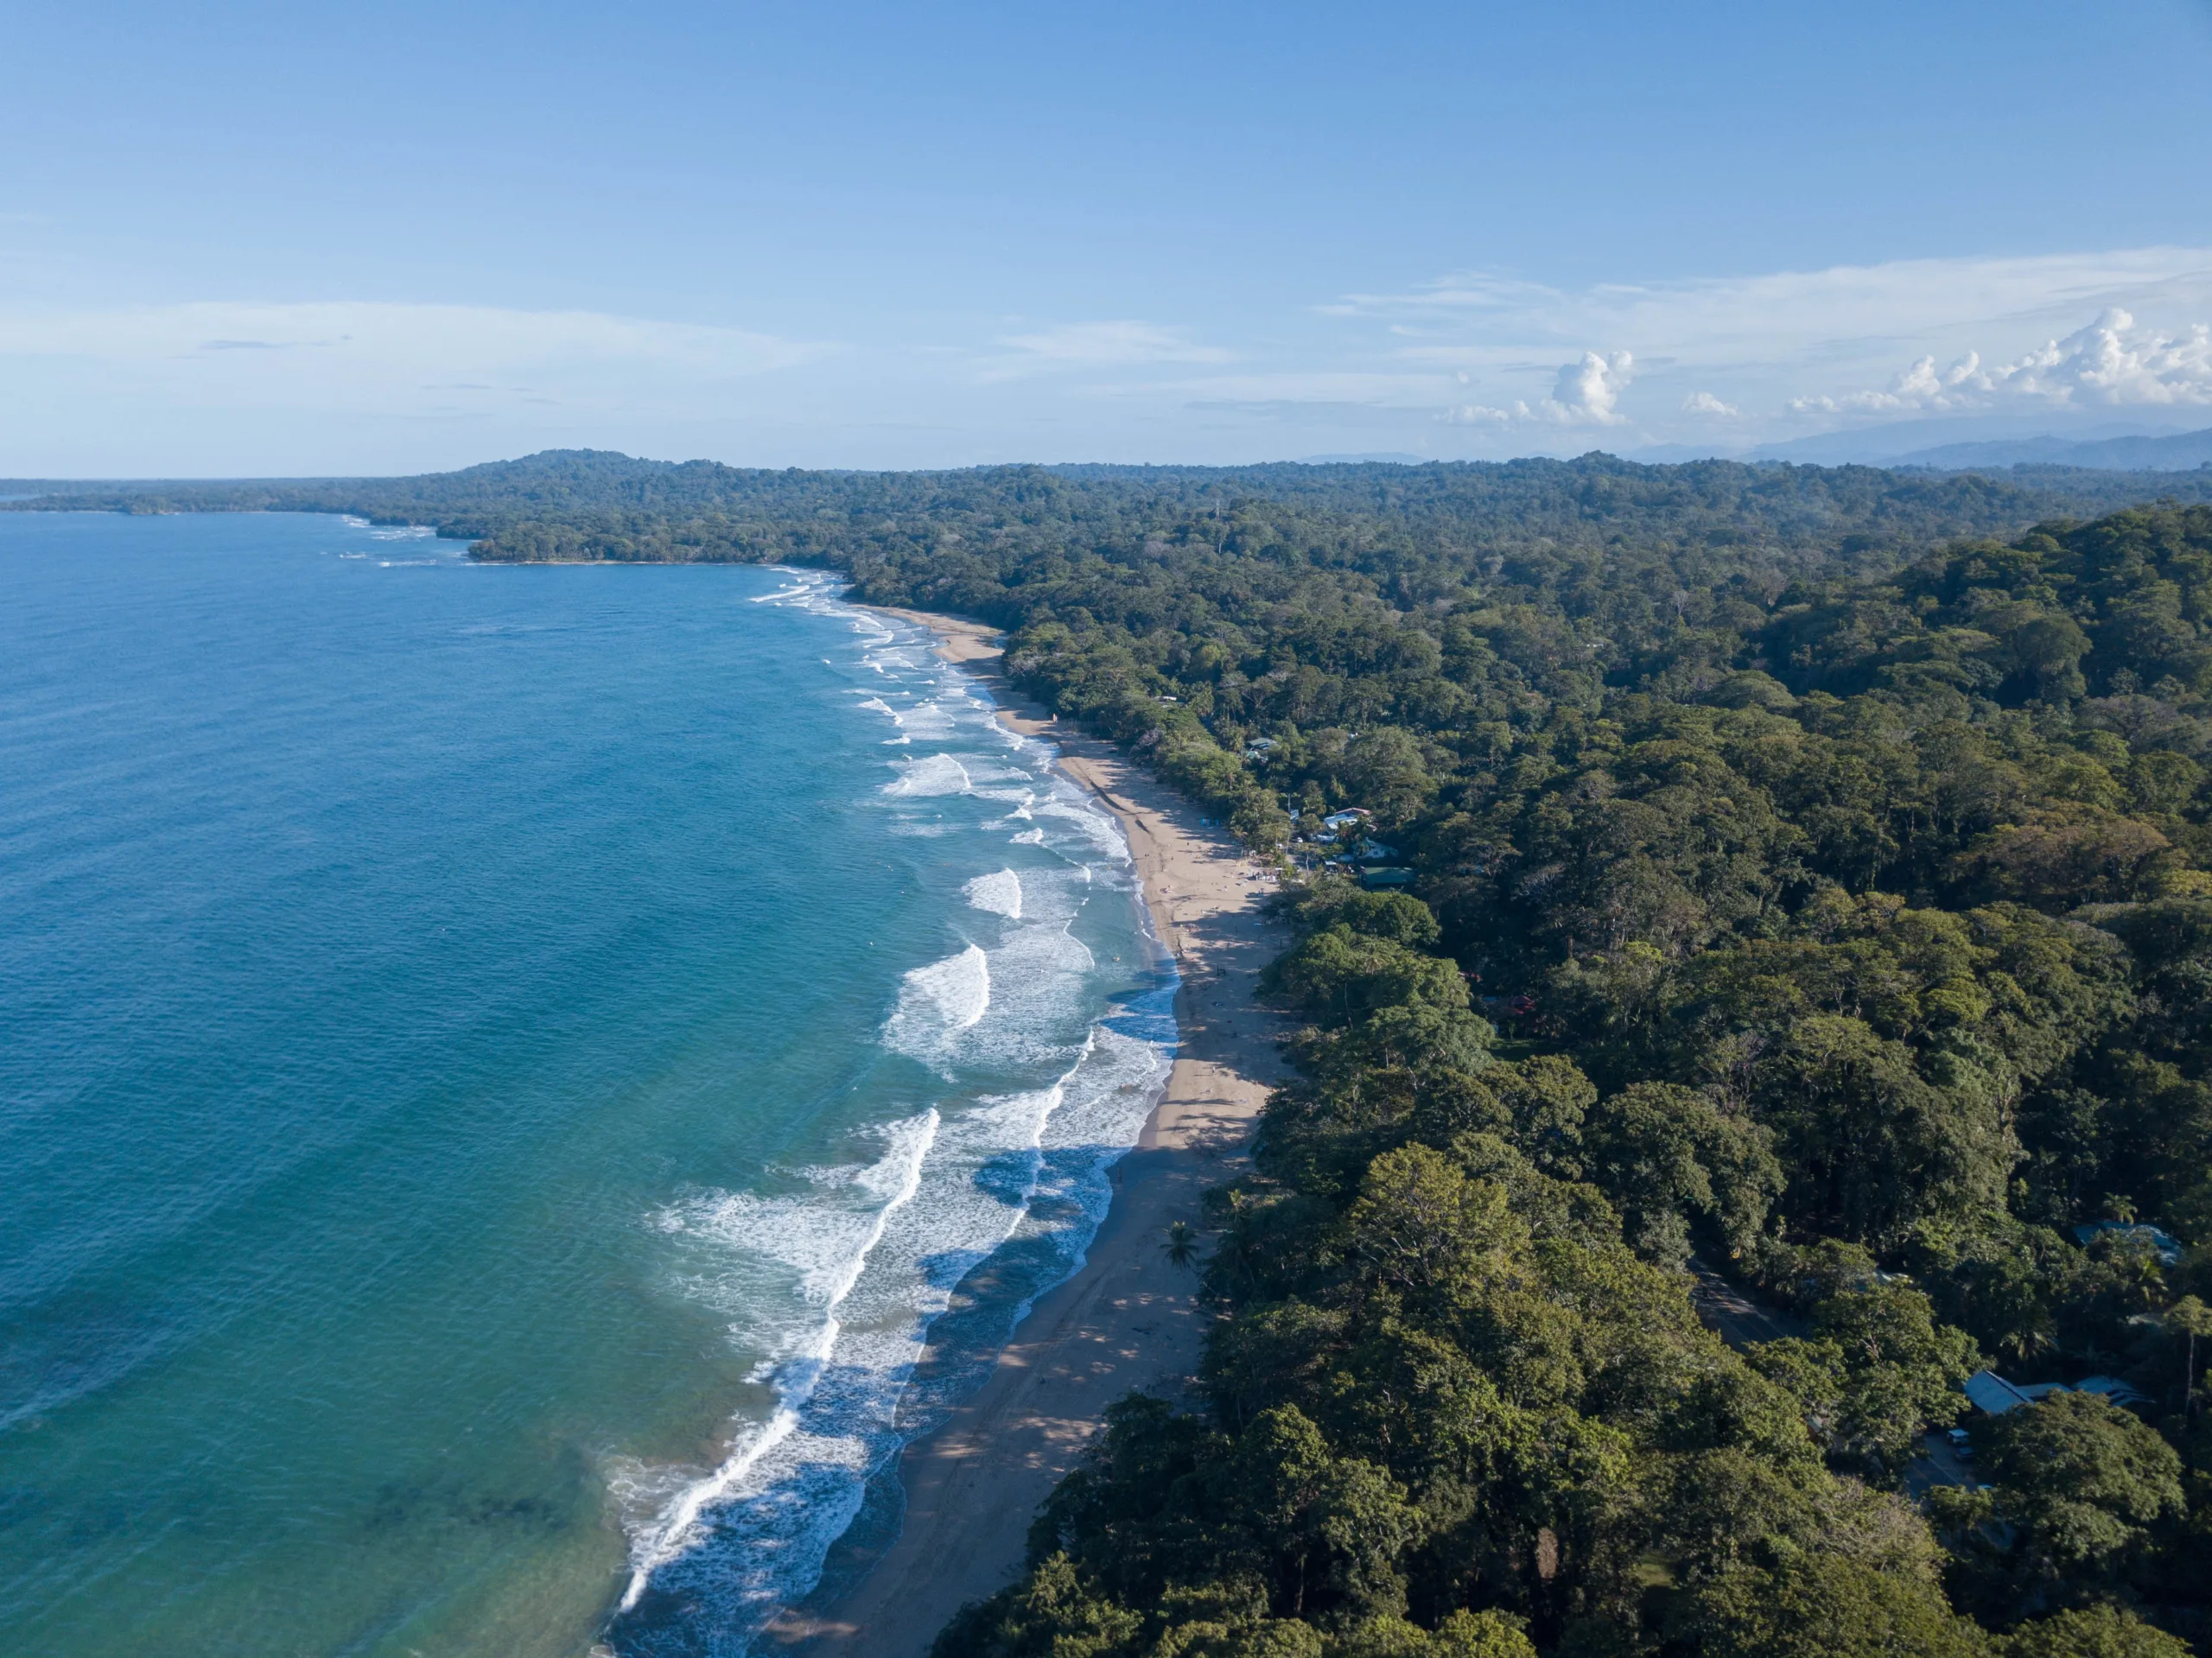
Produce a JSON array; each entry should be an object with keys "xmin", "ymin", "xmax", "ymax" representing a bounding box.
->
[
  {"xmin": 1886, "ymin": 425, "xmax": 2212, "ymax": 472},
  {"xmin": 10, "ymin": 448, "xmax": 2212, "ymax": 571},
  {"xmin": 1677, "ymin": 416, "xmax": 2212, "ymax": 472}
]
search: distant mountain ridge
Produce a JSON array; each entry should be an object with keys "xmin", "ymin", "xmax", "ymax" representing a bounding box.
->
[
  {"xmin": 1683, "ymin": 417, "xmax": 2212, "ymax": 471},
  {"xmin": 10, "ymin": 448, "xmax": 2212, "ymax": 572},
  {"xmin": 1891, "ymin": 426, "xmax": 2212, "ymax": 472}
]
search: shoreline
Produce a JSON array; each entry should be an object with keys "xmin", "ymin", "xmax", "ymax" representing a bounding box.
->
[{"xmin": 765, "ymin": 607, "xmax": 1291, "ymax": 1657}]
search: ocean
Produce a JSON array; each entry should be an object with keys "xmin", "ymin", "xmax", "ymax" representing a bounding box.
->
[{"xmin": 0, "ymin": 512, "xmax": 1174, "ymax": 1656}]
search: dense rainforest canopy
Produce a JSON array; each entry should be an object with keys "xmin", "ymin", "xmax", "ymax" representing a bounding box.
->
[
  {"xmin": 10, "ymin": 444, "xmax": 2212, "ymax": 567},
  {"xmin": 17, "ymin": 452, "xmax": 2212, "ymax": 1653}
]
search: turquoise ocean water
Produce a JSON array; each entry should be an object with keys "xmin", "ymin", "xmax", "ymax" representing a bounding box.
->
[{"xmin": 0, "ymin": 513, "xmax": 1173, "ymax": 1656}]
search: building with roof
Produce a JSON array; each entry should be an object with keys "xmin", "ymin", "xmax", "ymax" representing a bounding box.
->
[
  {"xmin": 1963, "ymin": 1369, "xmax": 2152, "ymax": 1415},
  {"xmin": 2073, "ymin": 1375, "xmax": 2154, "ymax": 1408},
  {"xmin": 1964, "ymin": 1371, "xmax": 2039, "ymax": 1414},
  {"xmin": 2072, "ymin": 1222, "xmax": 2183, "ymax": 1265}
]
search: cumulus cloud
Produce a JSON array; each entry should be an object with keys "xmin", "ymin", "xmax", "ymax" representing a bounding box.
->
[
  {"xmin": 1329, "ymin": 248, "xmax": 2212, "ymax": 446},
  {"xmin": 1554, "ymin": 350, "xmax": 1633, "ymax": 422},
  {"xmin": 16, "ymin": 248, "xmax": 2212, "ymax": 472},
  {"xmin": 1791, "ymin": 308, "xmax": 2212, "ymax": 416},
  {"xmin": 1440, "ymin": 349, "xmax": 1633, "ymax": 427},
  {"xmin": 1990, "ymin": 309, "xmax": 2211, "ymax": 404}
]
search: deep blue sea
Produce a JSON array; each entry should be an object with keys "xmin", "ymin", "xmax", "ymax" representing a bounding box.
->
[{"xmin": 0, "ymin": 512, "xmax": 1173, "ymax": 1656}]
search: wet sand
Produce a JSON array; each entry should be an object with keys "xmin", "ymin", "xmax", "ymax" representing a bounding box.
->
[{"xmin": 766, "ymin": 607, "xmax": 1290, "ymax": 1657}]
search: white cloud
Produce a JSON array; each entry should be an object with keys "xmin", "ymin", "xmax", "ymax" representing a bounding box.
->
[
  {"xmin": 2011, "ymin": 310, "xmax": 2212, "ymax": 403},
  {"xmin": 1439, "ymin": 349, "xmax": 1633, "ymax": 428},
  {"xmin": 1340, "ymin": 248, "xmax": 2212, "ymax": 365},
  {"xmin": 1326, "ymin": 247, "xmax": 2212, "ymax": 445},
  {"xmin": 1439, "ymin": 402, "xmax": 1516, "ymax": 426},
  {"xmin": 1792, "ymin": 308, "xmax": 2212, "ymax": 416},
  {"xmin": 11, "ymin": 247, "xmax": 2212, "ymax": 473},
  {"xmin": 0, "ymin": 300, "xmax": 825, "ymax": 416},
  {"xmin": 1154, "ymin": 369, "xmax": 1457, "ymax": 405},
  {"xmin": 1554, "ymin": 350, "xmax": 1632, "ymax": 422},
  {"xmin": 990, "ymin": 320, "xmax": 1230, "ymax": 370}
]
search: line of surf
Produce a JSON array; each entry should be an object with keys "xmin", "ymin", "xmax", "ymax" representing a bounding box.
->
[
  {"xmin": 611, "ymin": 575, "xmax": 1179, "ymax": 1655},
  {"xmin": 617, "ymin": 1109, "xmax": 940, "ymax": 1613}
]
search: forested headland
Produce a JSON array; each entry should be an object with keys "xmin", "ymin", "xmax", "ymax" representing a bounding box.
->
[{"xmin": 16, "ymin": 451, "xmax": 2212, "ymax": 1655}]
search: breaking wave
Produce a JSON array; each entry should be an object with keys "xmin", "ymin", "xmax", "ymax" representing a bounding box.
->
[
  {"xmin": 607, "ymin": 577, "xmax": 1176, "ymax": 1657},
  {"xmin": 883, "ymin": 753, "xmax": 971, "ymax": 797},
  {"xmin": 883, "ymin": 944, "xmax": 992, "ymax": 1060},
  {"xmin": 963, "ymin": 868, "xmax": 1023, "ymax": 919}
]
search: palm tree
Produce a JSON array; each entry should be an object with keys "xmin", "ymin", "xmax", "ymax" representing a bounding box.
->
[
  {"xmin": 1163, "ymin": 1220, "xmax": 1200, "ymax": 1272},
  {"xmin": 2171, "ymin": 1296, "xmax": 2211, "ymax": 1418}
]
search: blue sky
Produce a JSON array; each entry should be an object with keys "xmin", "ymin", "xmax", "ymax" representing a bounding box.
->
[{"xmin": 5, "ymin": 0, "xmax": 2211, "ymax": 474}]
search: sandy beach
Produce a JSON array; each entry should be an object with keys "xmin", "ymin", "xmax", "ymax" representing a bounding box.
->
[{"xmin": 766, "ymin": 607, "xmax": 1291, "ymax": 1657}]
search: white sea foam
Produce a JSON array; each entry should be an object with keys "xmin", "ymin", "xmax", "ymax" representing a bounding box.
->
[
  {"xmin": 891, "ymin": 697, "xmax": 960, "ymax": 740},
  {"xmin": 613, "ymin": 575, "xmax": 1175, "ymax": 1654},
  {"xmin": 749, "ymin": 569, "xmax": 842, "ymax": 607},
  {"xmin": 616, "ymin": 1020, "xmax": 1172, "ymax": 1651},
  {"xmin": 883, "ymin": 943, "xmax": 991, "ymax": 1061},
  {"xmin": 970, "ymin": 923, "xmax": 1096, "ymax": 1062},
  {"xmin": 963, "ymin": 868, "xmax": 1023, "ymax": 919},
  {"xmin": 883, "ymin": 753, "xmax": 971, "ymax": 797},
  {"xmin": 1038, "ymin": 795, "xmax": 1133, "ymax": 858},
  {"xmin": 620, "ymin": 1111, "xmax": 940, "ymax": 1614}
]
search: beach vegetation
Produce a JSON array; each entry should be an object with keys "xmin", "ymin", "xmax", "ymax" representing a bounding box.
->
[
  {"xmin": 22, "ymin": 454, "xmax": 2212, "ymax": 1652},
  {"xmin": 905, "ymin": 497, "xmax": 2212, "ymax": 1654}
]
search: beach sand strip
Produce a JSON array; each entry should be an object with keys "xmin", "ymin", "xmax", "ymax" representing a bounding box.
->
[{"xmin": 763, "ymin": 607, "xmax": 1290, "ymax": 1657}]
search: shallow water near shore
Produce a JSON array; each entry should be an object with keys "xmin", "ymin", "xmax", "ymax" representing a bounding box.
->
[{"xmin": 0, "ymin": 514, "xmax": 1173, "ymax": 1657}]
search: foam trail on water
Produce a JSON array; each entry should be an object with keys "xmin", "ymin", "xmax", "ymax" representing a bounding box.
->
[
  {"xmin": 612, "ymin": 576, "xmax": 1174, "ymax": 1656},
  {"xmin": 611, "ymin": 1021, "xmax": 1172, "ymax": 1654},
  {"xmin": 618, "ymin": 1111, "xmax": 939, "ymax": 1614},
  {"xmin": 884, "ymin": 944, "xmax": 990, "ymax": 1062},
  {"xmin": 963, "ymin": 868, "xmax": 1022, "ymax": 919},
  {"xmin": 883, "ymin": 753, "xmax": 970, "ymax": 797}
]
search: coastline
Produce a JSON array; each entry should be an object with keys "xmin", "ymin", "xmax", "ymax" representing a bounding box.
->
[{"xmin": 765, "ymin": 607, "xmax": 1291, "ymax": 1657}]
